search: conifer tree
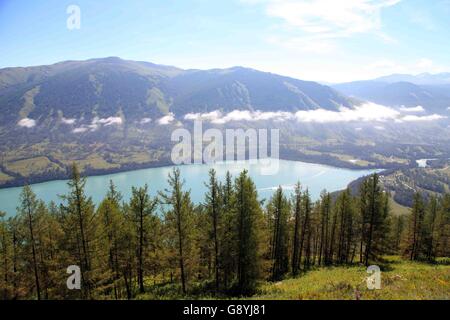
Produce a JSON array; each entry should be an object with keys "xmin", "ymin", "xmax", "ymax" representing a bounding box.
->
[
  {"xmin": 423, "ymin": 195, "xmax": 438, "ymax": 261},
  {"xmin": 361, "ymin": 174, "xmax": 389, "ymax": 266},
  {"xmin": 235, "ymin": 170, "xmax": 263, "ymax": 295},
  {"xmin": 269, "ymin": 187, "xmax": 290, "ymax": 281},
  {"xmin": 60, "ymin": 164, "xmax": 97, "ymax": 299},
  {"xmin": 319, "ymin": 191, "xmax": 331, "ymax": 265},
  {"xmin": 0, "ymin": 211, "xmax": 12, "ymax": 300},
  {"xmin": 204, "ymin": 169, "xmax": 222, "ymax": 290},
  {"xmin": 159, "ymin": 168, "xmax": 196, "ymax": 294},
  {"xmin": 291, "ymin": 182, "xmax": 302, "ymax": 275},
  {"xmin": 129, "ymin": 184, "xmax": 158, "ymax": 294},
  {"xmin": 407, "ymin": 192, "xmax": 425, "ymax": 261},
  {"xmin": 17, "ymin": 185, "xmax": 42, "ymax": 300},
  {"xmin": 220, "ymin": 171, "xmax": 236, "ymax": 289}
]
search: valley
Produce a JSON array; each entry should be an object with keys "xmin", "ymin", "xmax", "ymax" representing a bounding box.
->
[{"xmin": 1, "ymin": 57, "xmax": 450, "ymax": 207}]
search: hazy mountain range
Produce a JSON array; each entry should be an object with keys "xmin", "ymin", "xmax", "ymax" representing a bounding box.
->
[
  {"xmin": 1, "ymin": 57, "xmax": 449, "ymax": 132},
  {"xmin": 333, "ymin": 74, "xmax": 450, "ymax": 115},
  {"xmin": 0, "ymin": 57, "xmax": 356, "ymax": 128},
  {"xmin": 1, "ymin": 57, "xmax": 449, "ymax": 188}
]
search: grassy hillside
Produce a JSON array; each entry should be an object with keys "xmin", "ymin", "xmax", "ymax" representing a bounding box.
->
[
  {"xmin": 253, "ymin": 256, "xmax": 450, "ymax": 300},
  {"xmin": 134, "ymin": 256, "xmax": 449, "ymax": 300},
  {"xmin": 380, "ymin": 161, "xmax": 450, "ymax": 207}
]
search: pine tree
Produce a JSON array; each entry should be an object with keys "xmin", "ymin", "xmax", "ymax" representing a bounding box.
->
[
  {"xmin": 407, "ymin": 192, "xmax": 425, "ymax": 261},
  {"xmin": 291, "ymin": 182, "xmax": 302, "ymax": 275},
  {"xmin": 362, "ymin": 174, "xmax": 388, "ymax": 266},
  {"xmin": 235, "ymin": 170, "xmax": 263, "ymax": 295},
  {"xmin": 335, "ymin": 189, "xmax": 355, "ymax": 264},
  {"xmin": 220, "ymin": 171, "xmax": 236, "ymax": 289},
  {"xmin": 319, "ymin": 191, "xmax": 331, "ymax": 265},
  {"xmin": 435, "ymin": 194, "xmax": 450, "ymax": 257},
  {"xmin": 97, "ymin": 197, "xmax": 124, "ymax": 298},
  {"xmin": 423, "ymin": 195, "xmax": 438, "ymax": 261},
  {"xmin": 302, "ymin": 190, "xmax": 313, "ymax": 269},
  {"xmin": 204, "ymin": 169, "xmax": 222, "ymax": 290},
  {"xmin": 0, "ymin": 211, "xmax": 12, "ymax": 300},
  {"xmin": 269, "ymin": 186, "xmax": 290, "ymax": 281},
  {"xmin": 17, "ymin": 185, "xmax": 42, "ymax": 300},
  {"xmin": 129, "ymin": 184, "xmax": 158, "ymax": 294},
  {"xmin": 159, "ymin": 168, "xmax": 196, "ymax": 294},
  {"xmin": 60, "ymin": 164, "xmax": 98, "ymax": 299}
]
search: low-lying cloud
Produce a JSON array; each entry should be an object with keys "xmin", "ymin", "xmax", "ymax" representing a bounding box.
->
[
  {"xmin": 17, "ymin": 118, "xmax": 36, "ymax": 128},
  {"xmin": 92, "ymin": 116, "xmax": 123, "ymax": 126},
  {"xmin": 401, "ymin": 114, "xmax": 444, "ymax": 122},
  {"xmin": 140, "ymin": 118, "xmax": 152, "ymax": 124},
  {"xmin": 183, "ymin": 103, "xmax": 446, "ymax": 124},
  {"xmin": 399, "ymin": 105, "xmax": 425, "ymax": 113},
  {"xmin": 61, "ymin": 117, "xmax": 76, "ymax": 125},
  {"xmin": 157, "ymin": 113, "xmax": 175, "ymax": 125},
  {"xmin": 72, "ymin": 116, "xmax": 123, "ymax": 133},
  {"xmin": 72, "ymin": 127, "xmax": 88, "ymax": 133}
]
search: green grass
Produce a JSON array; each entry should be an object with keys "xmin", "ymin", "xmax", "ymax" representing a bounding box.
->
[
  {"xmin": 253, "ymin": 256, "xmax": 450, "ymax": 300},
  {"xmin": 5, "ymin": 156, "xmax": 64, "ymax": 177},
  {"xmin": 136, "ymin": 256, "xmax": 449, "ymax": 300},
  {"xmin": 388, "ymin": 196, "xmax": 410, "ymax": 216},
  {"xmin": 0, "ymin": 170, "xmax": 13, "ymax": 184}
]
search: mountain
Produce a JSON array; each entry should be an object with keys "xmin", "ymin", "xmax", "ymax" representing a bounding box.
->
[
  {"xmin": 0, "ymin": 57, "xmax": 354, "ymax": 127},
  {"xmin": 376, "ymin": 72, "xmax": 450, "ymax": 85},
  {"xmin": 1, "ymin": 58, "xmax": 450, "ymax": 189},
  {"xmin": 333, "ymin": 75, "xmax": 450, "ymax": 114}
]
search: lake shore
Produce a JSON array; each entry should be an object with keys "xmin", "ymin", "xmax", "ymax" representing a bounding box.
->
[
  {"xmin": 0, "ymin": 159, "xmax": 380, "ymax": 216},
  {"xmin": 0, "ymin": 152, "xmax": 397, "ymax": 190}
]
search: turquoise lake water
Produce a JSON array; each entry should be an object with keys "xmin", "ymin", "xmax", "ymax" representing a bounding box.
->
[{"xmin": 0, "ymin": 160, "xmax": 379, "ymax": 216}]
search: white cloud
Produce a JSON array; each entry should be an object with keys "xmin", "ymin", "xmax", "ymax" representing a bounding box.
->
[
  {"xmin": 241, "ymin": 0, "xmax": 400, "ymax": 49},
  {"xmin": 263, "ymin": 0, "xmax": 400, "ymax": 36},
  {"xmin": 92, "ymin": 116, "xmax": 123, "ymax": 126},
  {"xmin": 401, "ymin": 114, "xmax": 445, "ymax": 122},
  {"xmin": 185, "ymin": 110, "xmax": 294, "ymax": 124},
  {"xmin": 157, "ymin": 113, "xmax": 175, "ymax": 125},
  {"xmin": 374, "ymin": 125, "xmax": 385, "ymax": 130},
  {"xmin": 17, "ymin": 118, "xmax": 36, "ymax": 128},
  {"xmin": 399, "ymin": 105, "xmax": 425, "ymax": 113},
  {"xmin": 184, "ymin": 111, "xmax": 223, "ymax": 121},
  {"xmin": 140, "ymin": 118, "xmax": 152, "ymax": 124},
  {"xmin": 61, "ymin": 117, "xmax": 76, "ymax": 125},
  {"xmin": 294, "ymin": 102, "xmax": 400, "ymax": 123},
  {"xmin": 243, "ymin": 0, "xmax": 400, "ymax": 53},
  {"xmin": 71, "ymin": 116, "xmax": 122, "ymax": 133},
  {"xmin": 72, "ymin": 127, "xmax": 88, "ymax": 133},
  {"xmin": 183, "ymin": 102, "xmax": 446, "ymax": 124}
]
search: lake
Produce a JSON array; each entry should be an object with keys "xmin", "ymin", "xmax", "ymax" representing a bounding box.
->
[{"xmin": 0, "ymin": 159, "xmax": 379, "ymax": 216}]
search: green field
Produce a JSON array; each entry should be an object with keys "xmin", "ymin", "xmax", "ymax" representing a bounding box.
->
[
  {"xmin": 253, "ymin": 257, "xmax": 450, "ymax": 300},
  {"xmin": 136, "ymin": 256, "xmax": 450, "ymax": 300}
]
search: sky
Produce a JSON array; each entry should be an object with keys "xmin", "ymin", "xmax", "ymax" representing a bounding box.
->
[{"xmin": 1, "ymin": 0, "xmax": 450, "ymax": 83}]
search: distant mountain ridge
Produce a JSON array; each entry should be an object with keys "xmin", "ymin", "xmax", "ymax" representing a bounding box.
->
[
  {"xmin": 0, "ymin": 57, "xmax": 355, "ymax": 127},
  {"xmin": 333, "ymin": 73, "xmax": 450, "ymax": 114},
  {"xmin": 375, "ymin": 72, "xmax": 450, "ymax": 85}
]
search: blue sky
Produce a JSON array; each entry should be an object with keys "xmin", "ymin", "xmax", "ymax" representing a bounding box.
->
[{"xmin": 1, "ymin": 0, "xmax": 449, "ymax": 82}]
